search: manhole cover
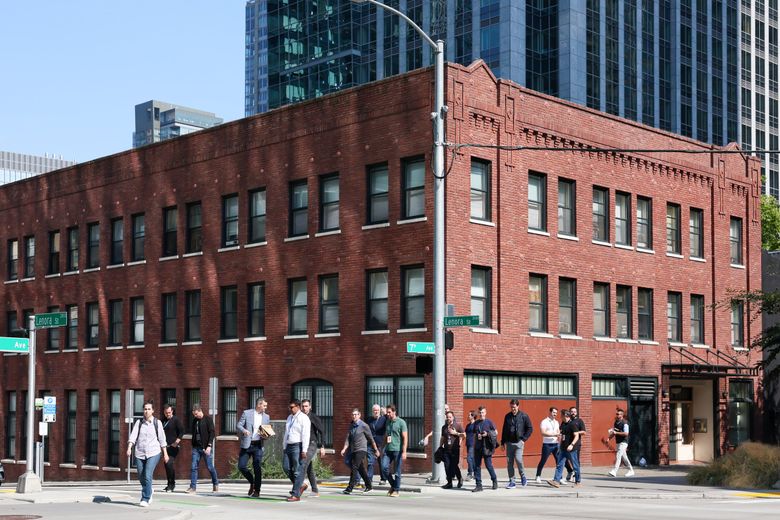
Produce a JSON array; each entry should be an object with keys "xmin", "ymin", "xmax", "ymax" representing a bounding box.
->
[{"xmin": 0, "ymin": 516, "xmax": 43, "ymax": 520}]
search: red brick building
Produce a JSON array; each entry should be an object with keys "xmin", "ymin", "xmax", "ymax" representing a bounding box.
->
[{"xmin": 0, "ymin": 62, "xmax": 762, "ymax": 482}]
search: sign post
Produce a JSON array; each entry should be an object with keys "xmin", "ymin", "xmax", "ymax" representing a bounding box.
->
[
  {"xmin": 16, "ymin": 316, "xmax": 40, "ymax": 493},
  {"xmin": 125, "ymin": 389, "xmax": 135, "ymax": 484},
  {"xmin": 209, "ymin": 377, "xmax": 219, "ymax": 463}
]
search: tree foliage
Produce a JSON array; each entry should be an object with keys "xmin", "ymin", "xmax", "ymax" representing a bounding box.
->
[{"xmin": 762, "ymin": 195, "xmax": 780, "ymax": 251}]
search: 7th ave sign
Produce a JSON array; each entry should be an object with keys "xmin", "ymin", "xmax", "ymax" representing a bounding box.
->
[{"xmin": 0, "ymin": 336, "xmax": 30, "ymax": 353}]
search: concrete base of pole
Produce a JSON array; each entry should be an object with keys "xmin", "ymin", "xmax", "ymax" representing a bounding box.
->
[
  {"xmin": 16, "ymin": 471, "xmax": 42, "ymax": 493},
  {"xmin": 425, "ymin": 476, "xmax": 441, "ymax": 484}
]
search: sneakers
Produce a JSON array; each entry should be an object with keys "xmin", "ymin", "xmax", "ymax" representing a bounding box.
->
[
  {"xmin": 573, "ymin": 482, "xmax": 582, "ymax": 487},
  {"xmin": 535, "ymin": 476, "xmax": 542, "ymax": 484},
  {"xmin": 442, "ymin": 482, "xmax": 453, "ymax": 489},
  {"xmin": 379, "ymin": 479, "xmax": 387, "ymax": 485},
  {"xmin": 163, "ymin": 486, "xmax": 170, "ymax": 493},
  {"xmin": 139, "ymin": 500, "xmax": 149, "ymax": 508},
  {"xmin": 547, "ymin": 480, "xmax": 561, "ymax": 488},
  {"xmin": 505, "ymin": 481, "xmax": 516, "ymax": 489},
  {"xmin": 251, "ymin": 491, "xmax": 260, "ymax": 498},
  {"xmin": 625, "ymin": 470, "xmax": 635, "ymax": 477},
  {"xmin": 521, "ymin": 475, "xmax": 528, "ymax": 487},
  {"xmin": 565, "ymin": 473, "xmax": 574, "ymax": 482},
  {"xmin": 389, "ymin": 490, "xmax": 399, "ymax": 497},
  {"xmin": 465, "ymin": 474, "xmax": 474, "ymax": 482},
  {"xmin": 286, "ymin": 496, "xmax": 300, "ymax": 502},
  {"xmin": 149, "ymin": 489, "xmax": 154, "ymax": 505},
  {"xmin": 491, "ymin": 480, "xmax": 498, "ymax": 490},
  {"xmin": 213, "ymin": 484, "xmax": 219, "ymax": 492},
  {"xmin": 342, "ymin": 488, "xmax": 353, "ymax": 495},
  {"xmin": 608, "ymin": 470, "xmax": 617, "ymax": 477},
  {"xmin": 363, "ymin": 486, "xmax": 373, "ymax": 493},
  {"xmin": 310, "ymin": 492, "xmax": 320, "ymax": 497},
  {"xmin": 299, "ymin": 483, "xmax": 308, "ymax": 495},
  {"xmin": 185, "ymin": 487, "xmax": 196, "ymax": 494},
  {"xmin": 472, "ymin": 485, "xmax": 483, "ymax": 493},
  {"xmin": 457, "ymin": 479, "xmax": 463, "ymax": 489}
]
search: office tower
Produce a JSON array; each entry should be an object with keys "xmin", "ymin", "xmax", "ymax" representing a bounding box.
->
[
  {"xmin": 0, "ymin": 151, "xmax": 74, "ymax": 185},
  {"xmin": 133, "ymin": 100, "xmax": 223, "ymax": 148}
]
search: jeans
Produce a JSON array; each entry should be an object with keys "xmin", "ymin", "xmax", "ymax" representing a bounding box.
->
[
  {"xmin": 381, "ymin": 450, "xmax": 403, "ymax": 491},
  {"xmin": 304, "ymin": 442, "xmax": 319, "ymax": 493},
  {"xmin": 190, "ymin": 448, "xmax": 219, "ymax": 489},
  {"xmin": 238, "ymin": 443, "xmax": 264, "ymax": 490},
  {"xmin": 535, "ymin": 443, "xmax": 559, "ymax": 477},
  {"xmin": 282, "ymin": 443, "xmax": 308, "ymax": 497},
  {"xmin": 473, "ymin": 446, "xmax": 496, "ymax": 486},
  {"xmin": 135, "ymin": 453, "xmax": 161, "ymax": 502},
  {"xmin": 347, "ymin": 450, "xmax": 371, "ymax": 490},
  {"xmin": 554, "ymin": 448, "xmax": 580, "ymax": 483},
  {"xmin": 466, "ymin": 445, "xmax": 475, "ymax": 475},
  {"xmin": 506, "ymin": 440, "xmax": 526, "ymax": 482},
  {"xmin": 613, "ymin": 442, "xmax": 633, "ymax": 473},
  {"xmin": 164, "ymin": 446, "xmax": 179, "ymax": 490},
  {"xmin": 442, "ymin": 449, "xmax": 462, "ymax": 484},
  {"xmin": 366, "ymin": 446, "xmax": 380, "ymax": 482}
]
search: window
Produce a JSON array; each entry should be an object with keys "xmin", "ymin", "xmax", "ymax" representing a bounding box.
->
[
  {"xmin": 471, "ymin": 266, "xmax": 491, "ymax": 327},
  {"xmin": 67, "ymin": 227, "xmax": 79, "ymax": 271},
  {"xmin": 185, "ymin": 290, "xmax": 201, "ymax": 341},
  {"xmin": 162, "ymin": 293, "xmax": 177, "ymax": 343},
  {"xmin": 220, "ymin": 286, "xmax": 238, "ymax": 339},
  {"xmin": 529, "ymin": 274, "xmax": 548, "ymax": 332},
  {"xmin": 248, "ymin": 283, "xmax": 265, "ymax": 337},
  {"xmin": 637, "ymin": 197, "xmax": 652, "ymax": 249},
  {"xmin": 7, "ymin": 239, "xmax": 18, "ymax": 280},
  {"xmin": 162, "ymin": 206, "xmax": 177, "ymax": 257},
  {"xmin": 638, "ymin": 288, "xmax": 654, "ymax": 340},
  {"xmin": 110, "ymin": 218, "xmax": 123, "ymax": 264},
  {"xmin": 6, "ymin": 310, "xmax": 18, "ymax": 336},
  {"xmin": 186, "ymin": 202, "xmax": 202, "ymax": 253},
  {"xmin": 559, "ymin": 278, "xmax": 577, "ymax": 334},
  {"xmin": 48, "ymin": 230, "xmax": 60, "ymax": 274},
  {"xmin": 731, "ymin": 301, "xmax": 744, "ymax": 347},
  {"xmin": 131, "ymin": 214, "xmax": 145, "ymax": 261},
  {"xmin": 666, "ymin": 203, "xmax": 681, "ymax": 254},
  {"xmin": 402, "ymin": 158, "xmax": 425, "ymax": 219},
  {"xmin": 222, "ymin": 195, "xmax": 239, "ymax": 247},
  {"xmin": 185, "ymin": 388, "xmax": 200, "ymax": 431},
  {"xmin": 46, "ymin": 305, "xmax": 60, "ymax": 351},
  {"xmin": 728, "ymin": 380, "xmax": 753, "ymax": 446},
  {"xmin": 558, "ymin": 179, "xmax": 576, "ymax": 236},
  {"xmin": 23, "ymin": 236, "xmax": 35, "ymax": 278},
  {"xmin": 161, "ymin": 388, "xmax": 176, "ymax": 409},
  {"xmin": 86, "ymin": 390, "xmax": 99, "ymax": 465},
  {"xmin": 290, "ymin": 181, "xmax": 308, "ymax": 237},
  {"xmin": 5, "ymin": 391, "xmax": 16, "ymax": 459},
  {"xmin": 87, "ymin": 222, "xmax": 99, "ymax": 268},
  {"xmin": 319, "ymin": 275, "xmax": 339, "ymax": 332},
  {"xmin": 528, "ymin": 172, "xmax": 547, "ymax": 231},
  {"xmin": 248, "ymin": 189, "xmax": 266, "ymax": 243},
  {"xmin": 367, "ymin": 376, "xmax": 425, "ymax": 451},
  {"xmin": 247, "ymin": 387, "xmax": 264, "ymax": 409},
  {"xmin": 109, "ymin": 300, "xmax": 122, "ymax": 345},
  {"xmin": 463, "ymin": 373, "xmax": 576, "ymax": 397},
  {"xmin": 289, "ymin": 278, "xmax": 307, "ymax": 334},
  {"xmin": 367, "ymin": 164, "xmax": 389, "ymax": 224},
  {"xmin": 593, "ymin": 187, "xmax": 610, "ymax": 241},
  {"xmin": 401, "ymin": 266, "xmax": 424, "ymax": 328},
  {"xmin": 66, "ymin": 304, "xmax": 78, "ymax": 349},
  {"xmin": 293, "ymin": 379, "xmax": 334, "ymax": 447},
  {"xmin": 222, "ymin": 388, "xmax": 237, "ymax": 434},
  {"xmin": 320, "ymin": 174, "xmax": 340, "ymax": 231},
  {"xmin": 616, "ymin": 285, "xmax": 632, "ymax": 338},
  {"xmin": 131, "ymin": 297, "xmax": 144, "ymax": 344},
  {"xmin": 86, "ymin": 302, "xmax": 99, "ymax": 348},
  {"xmin": 667, "ymin": 292, "xmax": 682, "ymax": 342},
  {"xmin": 593, "ymin": 282, "xmax": 610, "ymax": 337},
  {"xmin": 730, "ymin": 217, "xmax": 743, "ymax": 264},
  {"xmin": 615, "ymin": 193, "xmax": 631, "ymax": 245},
  {"xmin": 690, "ymin": 208, "xmax": 704, "ymax": 258},
  {"xmin": 108, "ymin": 390, "xmax": 121, "ymax": 467},
  {"xmin": 64, "ymin": 390, "xmax": 76, "ymax": 463},
  {"xmin": 471, "ymin": 160, "xmax": 491, "ymax": 221},
  {"xmin": 366, "ymin": 270, "xmax": 388, "ymax": 330},
  {"xmin": 691, "ymin": 294, "xmax": 704, "ymax": 344}
]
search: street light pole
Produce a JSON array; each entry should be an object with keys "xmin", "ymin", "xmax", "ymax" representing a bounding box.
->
[
  {"xmin": 351, "ymin": 0, "xmax": 446, "ymax": 482},
  {"xmin": 16, "ymin": 315, "xmax": 41, "ymax": 493}
]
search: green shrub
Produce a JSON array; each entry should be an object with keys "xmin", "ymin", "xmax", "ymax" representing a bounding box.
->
[
  {"xmin": 687, "ymin": 442, "xmax": 780, "ymax": 489},
  {"xmin": 228, "ymin": 456, "xmax": 335, "ymax": 481}
]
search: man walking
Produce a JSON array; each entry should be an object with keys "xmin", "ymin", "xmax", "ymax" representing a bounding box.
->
[
  {"xmin": 186, "ymin": 404, "xmax": 219, "ymax": 494},
  {"xmin": 464, "ymin": 410, "xmax": 477, "ymax": 481},
  {"xmin": 365, "ymin": 404, "xmax": 386, "ymax": 485},
  {"xmin": 236, "ymin": 398, "xmax": 270, "ymax": 497},
  {"xmin": 535, "ymin": 407, "xmax": 560, "ymax": 483},
  {"xmin": 500, "ymin": 399, "xmax": 533, "ymax": 488},
  {"xmin": 608, "ymin": 408, "xmax": 635, "ymax": 477},
  {"xmin": 302, "ymin": 398, "xmax": 326, "ymax": 497},
  {"xmin": 340, "ymin": 408, "xmax": 381, "ymax": 494},
  {"xmin": 440, "ymin": 410, "xmax": 465, "ymax": 489},
  {"xmin": 127, "ymin": 401, "xmax": 168, "ymax": 507},
  {"xmin": 565, "ymin": 406, "xmax": 587, "ymax": 482},
  {"xmin": 380, "ymin": 404, "xmax": 407, "ymax": 497},
  {"xmin": 283, "ymin": 399, "xmax": 310, "ymax": 502},
  {"xmin": 161, "ymin": 404, "xmax": 183, "ymax": 492},
  {"xmin": 472, "ymin": 406, "xmax": 498, "ymax": 492},
  {"xmin": 547, "ymin": 410, "xmax": 582, "ymax": 488}
]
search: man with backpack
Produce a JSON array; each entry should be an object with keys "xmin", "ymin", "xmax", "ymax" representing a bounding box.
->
[{"xmin": 127, "ymin": 401, "xmax": 168, "ymax": 507}]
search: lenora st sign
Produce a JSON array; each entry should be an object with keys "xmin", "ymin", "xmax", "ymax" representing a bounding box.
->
[
  {"xmin": 443, "ymin": 315, "xmax": 480, "ymax": 327},
  {"xmin": 34, "ymin": 312, "xmax": 67, "ymax": 329}
]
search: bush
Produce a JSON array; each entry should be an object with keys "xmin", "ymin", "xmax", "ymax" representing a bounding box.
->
[
  {"xmin": 687, "ymin": 442, "xmax": 780, "ymax": 489},
  {"xmin": 228, "ymin": 455, "xmax": 335, "ymax": 481}
]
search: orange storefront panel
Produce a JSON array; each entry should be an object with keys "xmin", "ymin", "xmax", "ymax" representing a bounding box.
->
[{"xmin": 591, "ymin": 399, "xmax": 627, "ymax": 466}]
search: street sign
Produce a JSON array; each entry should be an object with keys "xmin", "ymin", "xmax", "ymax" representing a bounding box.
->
[
  {"xmin": 407, "ymin": 341, "xmax": 435, "ymax": 354},
  {"xmin": 443, "ymin": 315, "xmax": 480, "ymax": 327},
  {"xmin": 0, "ymin": 336, "xmax": 29, "ymax": 353},
  {"xmin": 34, "ymin": 398, "xmax": 44, "ymax": 410},
  {"xmin": 43, "ymin": 396, "xmax": 56, "ymax": 423},
  {"xmin": 34, "ymin": 312, "xmax": 67, "ymax": 329}
]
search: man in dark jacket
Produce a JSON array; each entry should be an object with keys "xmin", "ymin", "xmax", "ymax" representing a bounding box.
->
[
  {"xmin": 340, "ymin": 408, "xmax": 380, "ymax": 494},
  {"xmin": 302, "ymin": 399, "xmax": 326, "ymax": 497},
  {"xmin": 161, "ymin": 404, "xmax": 184, "ymax": 492},
  {"xmin": 500, "ymin": 399, "xmax": 533, "ymax": 488},
  {"xmin": 365, "ymin": 403, "xmax": 386, "ymax": 484},
  {"xmin": 472, "ymin": 406, "xmax": 498, "ymax": 492},
  {"xmin": 186, "ymin": 404, "xmax": 219, "ymax": 493}
]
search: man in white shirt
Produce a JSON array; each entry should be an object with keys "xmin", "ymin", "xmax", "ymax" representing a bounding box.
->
[
  {"xmin": 535, "ymin": 407, "xmax": 560, "ymax": 483},
  {"xmin": 283, "ymin": 399, "xmax": 311, "ymax": 502}
]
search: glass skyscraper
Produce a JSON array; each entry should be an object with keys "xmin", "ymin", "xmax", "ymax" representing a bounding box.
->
[{"xmin": 245, "ymin": 0, "xmax": 779, "ymax": 199}]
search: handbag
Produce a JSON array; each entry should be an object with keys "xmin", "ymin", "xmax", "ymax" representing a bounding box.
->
[
  {"xmin": 258, "ymin": 424, "xmax": 275, "ymax": 439},
  {"xmin": 433, "ymin": 446, "xmax": 445, "ymax": 464}
]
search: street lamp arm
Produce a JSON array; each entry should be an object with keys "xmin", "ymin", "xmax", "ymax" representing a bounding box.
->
[{"xmin": 351, "ymin": 0, "xmax": 438, "ymax": 49}]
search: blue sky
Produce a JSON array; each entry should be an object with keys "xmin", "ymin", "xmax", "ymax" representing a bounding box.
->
[{"xmin": 0, "ymin": 1, "xmax": 245, "ymax": 163}]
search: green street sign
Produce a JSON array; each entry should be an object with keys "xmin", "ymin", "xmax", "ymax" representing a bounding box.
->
[
  {"xmin": 407, "ymin": 341, "xmax": 435, "ymax": 354},
  {"xmin": 0, "ymin": 336, "xmax": 29, "ymax": 353},
  {"xmin": 443, "ymin": 315, "xmax": 480, "ymax": 327},
  {"xmin": 34, "ymin": 312, "xmax": 68, "ymax": 329}
]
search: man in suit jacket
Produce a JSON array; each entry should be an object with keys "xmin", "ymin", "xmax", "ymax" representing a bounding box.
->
[{"xmin": 236, "ymin": 398, "xmax": 271, "ymax": 497}]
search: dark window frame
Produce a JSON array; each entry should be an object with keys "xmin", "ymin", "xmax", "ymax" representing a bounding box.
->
[
  {"xmin": 7, "ymin": 238, "xmax": 18, "ymax": 280},
  {"xmin": 690, "ymin": 294, "xmax": 705, "ymax": 344},
  {"xmin": 185, "ymin": 290, "xmax": 202, "ymax": 341},
  {"xmin": 637, "ymin": 196, "xmax": 653, "ymax": 249},
  {"xmin": 162, "ymin": 206, "xmax": 178, "ymax": 257},
  {"xmin": 528, "ymin": 172, "xmax": 547, "ymax": 231},
  {"xmin": 222, "ymin": 194, "xmax": 239, "ymax": 247},
  {"xmin": 109, "ymin": 299, "xmax": 123, "ymax": 346},
  {"xmin": 471, "ymin": 159, "xmax": 491, "ymax": 221},
  {"xmin": 689, "ymin": 208, "xmax": 704, "ymax": 258},
  {"xmin": 110, "ymin": 217, "xmax": 123, "ymax": 265},
  {"xmin": 615, "ymin": 192, "xmax": 632, "ymax": 246},
  {"xmin": 471, "ymin": 266, "xmax": 492, "ymax": 327},
  {"xmin": 366, "ymin": 269, "xmax": 389, "ymax": 330},
  {"xmin": 730, "ymin": 217, "xmax": 743, "ymax": 264},
  {"xmin": 666, "ymin": 203, "xmax": 681, "ymax": 254},
  {"xmin": 162, "ymin": 293, "xmax": 177, "ymax": 343},
  {"xmin": 557, "ymin": 178, "xmax": 576, "ymax": 236},
  {"xmin": 667, "ymin": 291, "xmax": 682, "ymax": 342},
  {"xmin": 559, "ymin": 277, "xmax": 577, "ymax": 334},
  {"xmin": 67, "ymin": 226, "xmax": 79, "ymax": 271},
  {"xmin": 367, "ymin": 163, "xmax": 389, "ymax": 225},
  {"xmin": 288, "ymin": 278, "xmax": 308, "ymax": 335},
  {"xmin": 48, "ymin": 230, "xmax": 60, "ymax": 275},
  {"xmin": 616, "ymin": 285, "xmax": 632, "ymax": 338},
  {"xmin": 131, "ymin": 213, "xmax": 145, "ymax": 261},
  {"xmin": 220, "ymin": 285, "xmax": 238, "ymax": 339},
  {"xmin": 593, "ymin": 282, "xmax": 611, "ymax": 337},
  {"xmin": 247, "ymin": 283, "xmax": 265, "ymax": 337},
  {"xmin": 248, "ymin": 189, "xmax": 266, "ymax": 244},
  {"xmin": 402, "ymin": 157, "xmax": 426, "ymax": 220},
  {"xmin": 638, "ymin": 288, "xmax": 654, "ymax": 340},
  {"xmin": 130, "ymin": 297, "xmax": 144, "ymax": 345},
  {"xmin": 593, "ymin": 187, "xmax": 610, "ymax": 242},
  {"xmin": 319, "ymin": 174, "xmax": 340, "ymax": 232},
  {"xmin": 86, "ymin": 301, "xmax": 99, "ymax": 348},
  {"xmin": 319, "ymin": 274, "xmax": 339, "ymax": 333},
  {"xmin": 401, "ymin": 265, "xmax": 425, "ymax": 328},
  {"xmin": 289, "ymin": 180, "xmax": 309, "ymax": 237},
  {"xmin": 186, "ymin": 202, "xmax": 203, "ymax": 254}
]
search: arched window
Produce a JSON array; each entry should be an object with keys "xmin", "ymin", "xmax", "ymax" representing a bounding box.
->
[{"xmin": 293, "ymin": 379, "xmax": 333, "ymax": 447}]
